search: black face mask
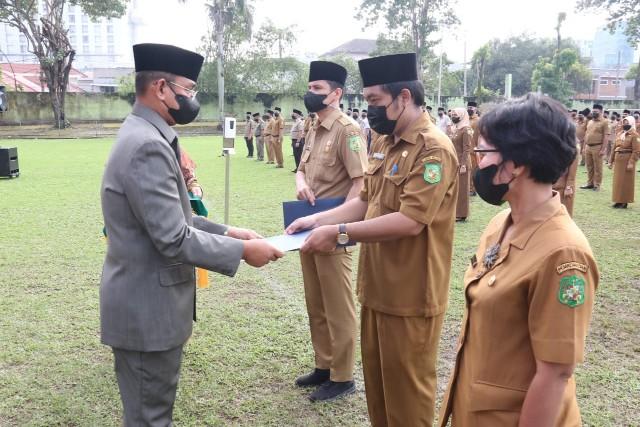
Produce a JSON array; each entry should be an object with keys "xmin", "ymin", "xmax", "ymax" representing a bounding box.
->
[
  {"xmin": 361, "ymin": 114, "xmax": 367, "ymax": 119},
  {"xmin": 438, "ymin": 112, "xmax": 444, "ymax": 117},
  {"xmin": 246, "ymin": 115, "xmax": 250, "ymax": 120},
  {"xmin": 304, "ymin": 91, "xmax": 329, "ymax": 113},
  {"xmin": 592, "ymin": 112, "xmax": 600, "ymax": 119},
  {"xmin": 254, "ymin": 118, "xmax": 259, "ymax": 123},
  {"xmin": 451, "ymin": 117, "xmax": 461, "ymax": 124},
  {"xmin": 166, "ymin": 87, "xmax": 200, "ymax": 125},
  {"xmin": 367, "ymin": 98, "xmax": 405, "ymax": 135},
  {"xmin": 473, "ymin": 163, "xmax": 512, "ymax": 206},
  {"xmin": 623, "ymin": 124, "xmax": 632, "ymax": 131},
  {"xmin": 467, "ymin": 109, "xmax": 475, "ymax": 117},
  {"xmin": 274, "ymin": 112, "xmax": 280, "ymax": 117},
  {"xmin": 352, "ymin": 113, "xmax": 359, "ymax": 119}
]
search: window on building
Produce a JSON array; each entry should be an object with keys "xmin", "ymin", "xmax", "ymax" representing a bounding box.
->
[
  {"xmin": 69, "ymin": 25, "xmax": 75, "ymax": 34},
  {"xmin": 600, "ymin": 80, "xmax": 608, "ymax": 85},
  {"xmin": 83, "ymin": 44, "xmax": 89, "ymax": 53},
  {"xmin": 68, "ymin": 14, "xmax": 75, "ymax": 23},
  {"xmin": 69, "ymin": 35, "xmax": 76, "ymax": 45},
  {"xmin": 107, "ymin": 45, "xmax": 115, "ymax": 54},
  {"xmin": 611, "ymin": 80, "xmax": 621, "ymax": 86},
  {"xmin": 82, "ymin": 25, "xmax": 88, "ymax": 33},
  {"xmin": 107, "ymin": 25, "xmax": 114, "ymax": 34},
  {"xmin": 18, "ymin": 35, "xmax": 27, "ymax": 54},
  {"xmin": 83, "ymin": 35, "xmax": 89, "ymax": 44},
  {"xmin": 95, "ymin": 34, "xmax": 101, "ymax": 43},
  {"xmin": 82, "ymin": 14, "xmax": 88, "ymax": 24},
  {"xmin": 107, "ymin": 35, "xmax": 114, "ymax": 44}
]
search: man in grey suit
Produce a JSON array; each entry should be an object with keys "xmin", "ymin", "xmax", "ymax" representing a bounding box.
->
[{"xmin": 100, "ymin": 43, "xmax": 283, "ymax": 426}]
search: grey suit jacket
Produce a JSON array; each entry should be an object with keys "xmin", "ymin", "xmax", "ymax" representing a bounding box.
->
[{"xmin": 100, "ymin": 103, "xmax": 244, "ymax": 352}]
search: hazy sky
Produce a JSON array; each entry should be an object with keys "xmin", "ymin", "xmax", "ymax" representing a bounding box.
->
[{"xmin": 134, "ymin": 0, "xmax": 611, "ymax": 63}]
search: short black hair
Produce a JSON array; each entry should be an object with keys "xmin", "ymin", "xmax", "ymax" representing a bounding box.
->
[
  {"xmin": 380, "ymin": 80, "xmax": 425, "ymax": 107},
  {"xmin": 478, "ymin": 93, "xmax": 576, "ymax": 184},
  {"xmin": 135, "ymin": 71, "xmax": 175, "ymax": 96},
  {"xmin": 326, "ymin": 80, "xmax": 344, "ymax": 99}
]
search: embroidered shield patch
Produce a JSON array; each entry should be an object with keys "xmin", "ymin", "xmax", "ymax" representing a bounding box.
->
[
  {"xmin": 424, "ymin": 163, "xmax": 442, "ymax": 184},
  {"xmin": 348, "ymin": 135, "xmax": 361, "ymax": 152},
  {"xmin": 558, "ymin": 275, "xmax": 585, "ymax": 308}
]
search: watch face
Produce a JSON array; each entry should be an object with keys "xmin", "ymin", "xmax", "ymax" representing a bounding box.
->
[{"xmin": 337, "ymin": 234, "xmax": 349, "ymax": 245}]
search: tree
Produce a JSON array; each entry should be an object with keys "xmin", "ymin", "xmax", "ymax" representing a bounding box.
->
[
  {"xmin": 531, "ymin": 48, "xmax": 591, "ymax": 105},
  {"xmin": 204, "ymin": 0, "xmax": 253, "ymax": 123},
  {"xmin": 320, "ymin": 54, "xmax": 361, "ymax": 95},
  {"xmin": 556, "ymin": 12, "xmax": 567, "ymax": 52},
  {"xmin": 472, "ymin": 43, "xmax": 491, "ymax": 97},
  {"xmin": 0, "ymin": 0, "xmax": 129, "ymax": 128},
  {"xmin": 356, "ymin": 0, "xmax": 459, "ymax": 76},
  {"xmin": 577, "ymin": 0, "xmax": 640, "ymax": 100}
]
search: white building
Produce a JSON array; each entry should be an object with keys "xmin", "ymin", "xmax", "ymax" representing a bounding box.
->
[{"xmin": 0, "ymin": 0, "xmax": 143, "ymax": 70}]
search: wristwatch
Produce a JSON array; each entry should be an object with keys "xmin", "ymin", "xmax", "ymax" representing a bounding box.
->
[{"xmin": 337, "ymin": 224, "xmax": 349, "ymax": 245}]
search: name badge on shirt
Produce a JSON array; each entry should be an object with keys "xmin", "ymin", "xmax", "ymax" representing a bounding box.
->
[{"xmin": 373, "ymin": 152, "xmax": 385, "ymax": 160}]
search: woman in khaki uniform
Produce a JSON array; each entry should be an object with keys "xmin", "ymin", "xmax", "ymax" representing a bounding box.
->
[
  {"xmin": 450, "ymin": 108, "xmax": 473, "ymax": 221},
  {"xmin": 439, "ymin": 93, "xmax": 599, "ymax": 427},
  {"xmin": 609, "ymin": 116, "xmax": 640, "ymax": 208}
]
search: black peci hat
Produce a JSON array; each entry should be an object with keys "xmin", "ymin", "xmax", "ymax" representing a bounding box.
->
[
  {"xmin": 293, "ymin": 109, "xmax": 302, "ymax": 115},
  {"xmin": 133, "ymin": 43, "xmax": 204, "ymax": 82},
  {"xmin": 275, "ymin": 107, "xmax": 281, "ymax": 112},
  {"xmin": 623, "ymin": 109, "xmax": 631, "ymax": 114},
  {"xmin": 267, "ymin": 109, "xmax": 274, "ymax": 114},
  {"xmin": 358, "ymin": 53, "xmax": 418, "ymax": 87},
  {"xmin": 467, "ymin": 101, "xmax": 478, "ymax": 107},
  {"xmin": 353, "ymin": 109, "xmax": 359, "ymax": 113},
  {"xmin": 246, "ymin": 111, "xmax": 251, "ymax": 115},
  {"xmin": 308, "ymin": 61, "xmax": 347, "ymax": 85},
  {"xmin": 592, "ymin": 104, "xmax": 603, "ymax": 110},
  {"xmin": 252, "ymin": 113, "xmax": 260, "ymax": 117}
]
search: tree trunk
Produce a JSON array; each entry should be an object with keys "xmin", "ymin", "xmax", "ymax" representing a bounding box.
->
[
  {"xmin": 634, "ymin": 55, "xmax": 640, "ymax": 101},
  {"xmin": 216, "ymin": 20, "xmax": 225, "ymax": 126}
]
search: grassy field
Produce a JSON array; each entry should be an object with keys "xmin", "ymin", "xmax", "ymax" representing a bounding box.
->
[{"xmin": 0, "ymin": 136, "xmax": 638, "ymax": 426}]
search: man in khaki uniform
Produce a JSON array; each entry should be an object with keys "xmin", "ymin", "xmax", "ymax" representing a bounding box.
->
[
  {"xmin": 293, "ymin": 61, "xmax": 368, "ymax": 402},
  {"xmin": 575, "ymin": 109, "xmax": 588, "ymax": 166},
  {"xmin": 273, "ymin": 106, "xmax": 285, "ymax": 168},
  {"xmin": 580, "ymin": 104, "xmax": 609, "ymax": 191},
  {"xmin": 287, "ymin": 53, "xmax": 458, "ymax": 426},
  {"xmin": 264, "ymin": 110, "xmax": 275, "ymax": 164}
]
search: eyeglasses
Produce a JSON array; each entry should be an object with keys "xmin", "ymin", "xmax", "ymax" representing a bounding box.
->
[
  {"xmin": 473, "ymin": 148, "xmax": 500, "ymax": 160},
  {"xmin": 169, "ymin": 81, "xmax": 198, "ymax": 99}
]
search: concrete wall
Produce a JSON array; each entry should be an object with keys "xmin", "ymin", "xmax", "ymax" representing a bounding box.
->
[{"xmin": 0, "ymin": 92, "xmax": 306, "ymax": 125}]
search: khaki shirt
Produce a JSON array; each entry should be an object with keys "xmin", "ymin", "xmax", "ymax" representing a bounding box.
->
[
  {"xmin": 439, "ymin": 193, "xmax": 598, "ymax": 427},
  {"xmin": 264, "ymin": 117, "xmax": 273, "ymax": 136},
  {"xmin": 299, "ymin": 109, "xmax": 367, "ymax": 198},
  {"xmin": 452, "ymin": 125, "xmax": 473, "ymax": 167},
  {"xmin": 273, "ymin": 115, "xmax": 285, "ymax": 139},
  {"xmin": 303, "ymin": 116, "xmax": 313, "ymax": 139},
  {"xmin": 470, "ymin": 115, "xmax": 480, "ymax": 148},
  {"xmin": 585, "ymin": 117, "xmax": 609, "ymax": 146},
  {"xmin": 244, "ymin": 119, "xmax": 254, "ymax": 138},
  {"xmin": 575, "ymin": 120, "xmax": 587, "ymax": 141},
  {"xmin": 357, "ymin": 113, "xmax": 459, "ymax": 317},
  {"xmin": 290, "ymin": 118, "xmax": 304, "ymax": 140}
]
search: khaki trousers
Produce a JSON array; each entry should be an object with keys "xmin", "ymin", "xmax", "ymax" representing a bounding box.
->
[
  {"xmin": 585, "ymin": 144, "xmax": 603, "ymax": 187},
  {"xmin": 300, "ymin": 249, "xmax": 356, "ymax": 382},
  {"xmin": 361, "ymin": 307, "xmax": 445, "ymax": 427},
  {"xmin": 265, "ymin": 135, "xmax": 274, "ymax": 163},
  {"xmin": 273, "ymin": 136, "xmax": 284, "ymax": 167}
]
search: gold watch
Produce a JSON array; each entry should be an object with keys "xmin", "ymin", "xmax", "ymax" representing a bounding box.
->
[{"xmin": 337, "ymin": 224, "xmax": 349, "ymax": 245}]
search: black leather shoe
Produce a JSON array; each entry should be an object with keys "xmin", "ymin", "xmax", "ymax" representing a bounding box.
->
[
  {"xmin": 295, "ymin": 369, "xmax": 330, "ymax": 387},
  {"xmin": 580, "ymin": 184, "xmax": 594, "ymax": 189},
  {"xmin": 621, "ymin": 203, "xmax": 628, "ymax": 209},
  {"xmin": 613, "ymin": 203, "xmax": 621, "ymax": 208},
  {"xmin": 309, "ymin": 380, "xmax": 356, "ymax": 402}
]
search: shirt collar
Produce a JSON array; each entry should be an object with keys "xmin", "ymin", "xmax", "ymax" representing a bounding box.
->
[
  {"xmin": 395, "ymin": 112, "xmax": 432, "ymax": 146},
  {"xmin": 318, "ymin": 108, "xmax": 343, "ymax": 131},
  {"xmin": 506, "ymin": 192, "xmax": 563, "ymax": 250},
  {"xmin": 132, "ymin": 102, "xmax": 178, "ymax": 144}
]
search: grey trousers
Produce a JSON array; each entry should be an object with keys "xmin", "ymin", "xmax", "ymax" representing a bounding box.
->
[{"xmin": 112, "ymin": 345, "xmax": 184, "ymax": 427}]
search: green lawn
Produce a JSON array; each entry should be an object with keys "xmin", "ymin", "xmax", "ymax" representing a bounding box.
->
[{"xmin": 0, "ymin": 136, "xmax": 638, "ymax": 426}]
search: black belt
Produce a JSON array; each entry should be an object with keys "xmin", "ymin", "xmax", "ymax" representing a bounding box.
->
[
  {"xmin": 587, "ymin": 143, "xmax": 602, "ymax": 146},
  {"xmin": 616, "ymin": 150, "xmax": 633, "ymax": 153}
]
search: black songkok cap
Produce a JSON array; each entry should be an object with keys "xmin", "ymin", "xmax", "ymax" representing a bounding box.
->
[
  {"xmin": 353, "ymin": 109, "xmax": 359, "ymax": 113},
  {"xmin": 592, "ymin": 104, "xmax": 603, "ymax": 110},
  {"xmin": 293, "ymin": 109, "xmax": 302, "ymax": 115},
  {"xmin": 275, "ymin": 107, "xmax": 282, "ymax": 112},
  {"xmin": 246, "ymin": 111, "xmax": 251, "ymax": 115},
  {"xmin": 133, "ymin": 43, "xmax": 204, "ymax": 82},
  {"xmin": 358, "ymin": 53, "xmax": 418, "ymax": 87},
  {"xmin": 571, "ymin": 109, "xmax": 578, "ymax": 113},
  {"xmin": 623, "ymin": 109, "xmax": 631, "ymax": 114},
  {"xmin": 252, "ymin": 113, "xmax": 260, "ymax": 117},
  {"xmin": 267, "ymin": 109, "xmax": 274, "ymax": 114},
  {"xmin": 308, "ymin": 61, "xmax": 347, "ymax": 85},
  {"xmin": 467, "ymin": 101, "xmax": 478, "ymax": 107}
]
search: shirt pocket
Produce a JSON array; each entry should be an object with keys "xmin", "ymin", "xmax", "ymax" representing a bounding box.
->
[
  {"xmin": 469, "ymin": 381, "xmax": 527, "ymax": 412},
  {"xmin": 380, "ymin": 160, "xmax": 411, "ymax": 211},
  {"xmin": 159, "ymin": 263, "xmax": 194, "ymax": 287}
]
